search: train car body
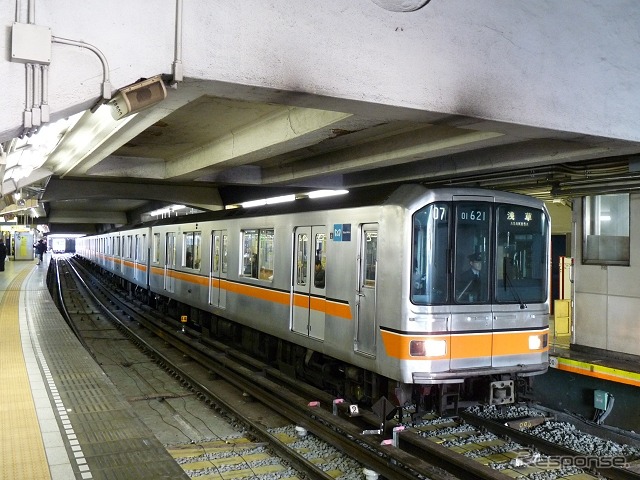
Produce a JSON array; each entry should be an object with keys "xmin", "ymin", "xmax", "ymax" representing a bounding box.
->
[{"xmin": 77, "ymin": 185, "xmax": 550, "ymax": 406}]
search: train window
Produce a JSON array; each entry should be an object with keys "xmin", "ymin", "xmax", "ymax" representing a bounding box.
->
[
  {"xmin": 241, "ymin": 228, "xmax": 275, "ymax": 280},
  {"xmin": 495, "ymin": 204, "xmax": 548, "ymax": 304},
  {"xmin": 211, "ymin": 231, "xmax": 229, "ymax": 274},
  {"xmin": 135, "ymin": 234, "xmax": 146, "ymax": 262},
  {"xmin": 242, "ymin": 229, "xmax": 259, "ymax": 277},
  {"xmin": 296, "ymin": 232, "xmax": 309, "ymax": 286},
  {"xmin": 412, "ymin": 203, "xmax": 449, "ymax": 304},
  {"xmin": 582, "ymin": 194, "xmax": 629, "ymax": 266},
  {"xmin": 152, "ymin": 233, "xmax": 160, "ymax": 263},
  {"xmin": 259, "ymin": 229, "xmax": 275, "ymax": 280},
  {"xmin": 212, "ymin": 234, "xmax": 220, "ymax": 272},
  {"xmin": 183, "ymin": 231, "xmax": 201, "ymax": 269},
  {"xmin": 363, "ymin": 230, "xmax": 377, "ymax": 287},
  {"xmin": 126, "ymin": 235, "xmax": 133, "ymax": 259},
  {"xmin": 221, "ymin": 234, "xmax": 228, "ymax": 273},
  {"xmin": 314, "ymin": 233, "xmax": 326, "ymax": 289},
  {"xmin": 454, "ymin": 204, "xmax": 490, "ymax": 304},
  {"xmin": 113, "ymin": 236, "xmax": 120, "ymax": 256},
  {"xmin": 166, "ymin": 232, "xmax": 176, "ymax": 267}
]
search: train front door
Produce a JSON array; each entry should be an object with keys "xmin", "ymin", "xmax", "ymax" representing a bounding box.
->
[
  {"xmin": 209, "ymin": 230, "xmax": 228, "ymax": 309},
  {"xmin": 292, "ymin": 226, "xmax": 326, "ymax": 340},
  {"xmin": 355, "ymin": 224, "xmax": 378, "ymax": 356}
]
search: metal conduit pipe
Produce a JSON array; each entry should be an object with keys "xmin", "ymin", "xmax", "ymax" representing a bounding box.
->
[
  {"xmin": 41, "ymin": 64, "xmax": 49, "ymax": 122},
  {"xmin": 32, "ymin": 60, "xmax": 41, "ymax": 126},
  {"xmin": 27, "ymin": 0, "xmax": 35, "ymax": 23},
  {"xmin": 421, "ymin": 159, "xmax": 636, "ymax": 200},
  {"xmin": 52, "ymin": 36, "xmax": 112, "ymax": 102},
  {"xmin": 430, "ymin": 161, "xmax": 629, "ymax": 189},
  {"xmin": 172, "ymin": 0, "xmax": 184, "ymax": 84},
  {"xmin": 23, "ymin": 63, "xmax": 34, "ymax": 134}
]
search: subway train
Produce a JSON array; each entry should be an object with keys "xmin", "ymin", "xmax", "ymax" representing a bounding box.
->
[{"xmin": 76, "ymin": 184, "xmax": 550, "ymax": 411}]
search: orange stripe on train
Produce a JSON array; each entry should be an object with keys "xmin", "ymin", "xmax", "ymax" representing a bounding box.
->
[
  {"xmin": 381, "ymin": 329, "xmax": 549, "ymax": 361},
  {"xmin": 152, "ymin": 267, "xmax": 352, "ymax": 320},
  {"xmin": 112, "ymin": 263, "xmax": 352, "ymax": 319}
]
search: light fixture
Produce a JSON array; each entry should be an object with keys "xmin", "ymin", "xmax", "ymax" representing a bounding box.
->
[
  {"xmin": 307, "ymin": 189, "xmax": 349, "ymax": 199},
  {"xmin": 109, "ymin": 75, "xmax": 167, "ymax": 120}
]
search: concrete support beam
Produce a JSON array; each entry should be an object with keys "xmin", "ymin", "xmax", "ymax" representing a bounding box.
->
[
  {"xmin": 165, "ymin": 107, "xmax": 351, "ymax": 180},
  {"xmin": 47, "ymin": 209, "xmax": 127, "ymax": 224},
  {"xmin": 41, "ymin": 177, "xmax": 223, "ymax": 211}
]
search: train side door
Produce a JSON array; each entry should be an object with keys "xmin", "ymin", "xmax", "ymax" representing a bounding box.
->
[
  {"xmin": 164, "ymin": 232, "xmax": 176, "ymax": 293},
  {"xmin": 134, "ymin": 234, "xmax": 141, "ymax": 281},
  {"xmin": 355, "ymin": 224, "xmax": 378, "ymax": 356},
  {"xmin": 114, "ymin": 236, "xmax": 121, "ymax": 272},
  {"xmin": 209, "ymin": 230, "xmax": 228, "ymax": 309},
  {"xmin": 292, "ymin": 226, "xmax": 326, "ymax": 340}
]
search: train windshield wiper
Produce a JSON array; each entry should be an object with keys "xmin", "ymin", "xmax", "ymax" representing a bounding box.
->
[{"xmin": 503, "ymin": 258, "xmax": 526, "ymax": 309}]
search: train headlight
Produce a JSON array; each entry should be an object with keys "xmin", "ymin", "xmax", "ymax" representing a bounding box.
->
[
  {"xmin": 410, "ymin": 339, "xmax": 446, "ymax": 357},
  {"xmin": 528, "ymin": 333, "xmax": 548, "ymax": 350}
]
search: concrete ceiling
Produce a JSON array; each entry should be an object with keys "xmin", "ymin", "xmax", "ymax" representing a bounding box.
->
[{"xmin": 6, "ymin": 82, "xmax": 640, "ymax": 234}]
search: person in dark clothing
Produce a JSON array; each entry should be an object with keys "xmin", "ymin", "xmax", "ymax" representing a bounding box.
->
[
  {"xmin": 35, "ymin": 239, "xmax": 47, "ymax": 265},
  {"xmin": 314, "ymin": 259, "xmax": 325, "ymax": 288},
  {"xmin": 457, "ymin": 252, "xmax": 484, "ymax": 302},
  {"xmin": 0, "ymin": 239, "xmax": 7, "ymax": 271}
]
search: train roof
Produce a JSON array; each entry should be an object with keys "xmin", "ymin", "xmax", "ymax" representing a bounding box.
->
[{"xmin": 102, "ymin": 183, "xmax": 541, "ymax": 234}]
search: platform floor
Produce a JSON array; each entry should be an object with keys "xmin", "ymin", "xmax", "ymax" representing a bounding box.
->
[
  {"xmin": 2, "ymin": 253, "xmax": 638, "ymax": 477},
  {"xmin": 0, "ymin": 255, "xmax": 187, "ymax": 480}
]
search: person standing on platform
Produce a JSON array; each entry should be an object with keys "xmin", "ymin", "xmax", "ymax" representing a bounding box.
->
[
  {"xmin": 0, "ymin": 239, "xmax": 7, "ymax": 271},
  {"xmin": 35, "ymin": 238, "xmax": 47, "ymax": 265}
]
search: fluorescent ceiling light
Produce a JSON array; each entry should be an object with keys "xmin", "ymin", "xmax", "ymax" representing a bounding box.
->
[
  {"xmin": 266, "ymin": 194, "xmax": 295, "ymax": 205},
  {"xmin": 307, "ymin": 189, "xmax": 349, "ymax": 198},
  {"xmin": 148, "ymin": 204, "xmax": 186, "ymax": 216},
  {"xmin": 241, "ymin": 199, "xmax": 267, "ymax": 208}
]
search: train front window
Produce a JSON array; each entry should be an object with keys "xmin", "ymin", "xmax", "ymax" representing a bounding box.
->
[
  {"xmin": 496, "ymin": 205, "xmax": 547, "ymax": 304},
  {"xmin": 411, "ymin": 203, "xmax": 449, "ymax": 304},
  {"xmin": 454, "ymin": 204, "xmax": 490, "ymax": 304}
]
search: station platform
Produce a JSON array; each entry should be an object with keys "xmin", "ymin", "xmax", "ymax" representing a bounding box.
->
[
  {"xmin": 549, "ymin": 318, "xmax": 640, "ymax": 388},
  {"xmin": 0, "ymin": 255, "xmax": 188, "ymax": 480},
  {"xmin": 534, "ymin": 319, "xmax": 640, "ymax": 432}
]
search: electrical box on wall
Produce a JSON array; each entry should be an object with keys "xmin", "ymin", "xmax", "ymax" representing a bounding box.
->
[
  {"xmin": 594, "ymin": 389, "xmax": 609, "ymax": 410},
  {"xmin": 11, "ymin": 23, "xmax": 52, "ymax": 64}
]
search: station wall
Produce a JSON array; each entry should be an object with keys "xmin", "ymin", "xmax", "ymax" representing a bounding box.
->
[{"xmin": 573, "ymin": 193, "xmax": 640, "ymax": 357}]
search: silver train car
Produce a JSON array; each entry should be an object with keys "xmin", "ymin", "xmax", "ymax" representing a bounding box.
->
[{"xmin": 77, "ymin": 184, "xmax": 550, "ymax": 409}]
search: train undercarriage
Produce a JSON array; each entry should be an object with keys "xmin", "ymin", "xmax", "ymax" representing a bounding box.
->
[{"xmin": 101, "ymin": 266, "xmax": 534, "ymax": 418}]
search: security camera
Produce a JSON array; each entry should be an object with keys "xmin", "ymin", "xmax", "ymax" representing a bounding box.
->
[{"xmin": 109, "ymin": 75, "xmax": 167, "ymax": 120}]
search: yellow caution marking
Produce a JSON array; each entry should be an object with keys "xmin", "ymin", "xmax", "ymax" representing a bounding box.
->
[
  {"xmin": 191, "ymin": 463, "xmax": 288, "ymax": 479},
  {"xmin": 167, "ymin": 437, "xmax": 257, "ymax": 458},
  {"xmin": 182, "ymin": 452, "xmax": 272, "ymax": 471},
  {"xmin": 271, "ymin": 432, "xmax": 298, "ymax": 443},
  {"xmin": 552, "ymin": 356, "xmax": 640, "ymax": 387},
  {"xmin": 0, "ymin": 268, "xmax": 51, "ymax": 480}
]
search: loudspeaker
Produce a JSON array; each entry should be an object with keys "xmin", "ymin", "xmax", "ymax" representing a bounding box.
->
[{"xmin": 110, "ymin": 75, "xmax": 167, "ymax": 120}]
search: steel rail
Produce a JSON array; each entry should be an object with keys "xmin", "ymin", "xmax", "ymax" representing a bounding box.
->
[{"xmin": 60, "ymin": 258, "xmax": 336, "ymax": 480}]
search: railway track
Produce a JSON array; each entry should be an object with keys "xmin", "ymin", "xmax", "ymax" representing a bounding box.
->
[{"xmin": 52, "ymin": 255, "xmax": 640, "ymax": 480}]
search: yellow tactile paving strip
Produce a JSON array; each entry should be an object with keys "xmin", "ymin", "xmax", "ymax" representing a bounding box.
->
[{"xmin": 0, "ymin": 267, "xmax": 51, "ymax": 480}]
